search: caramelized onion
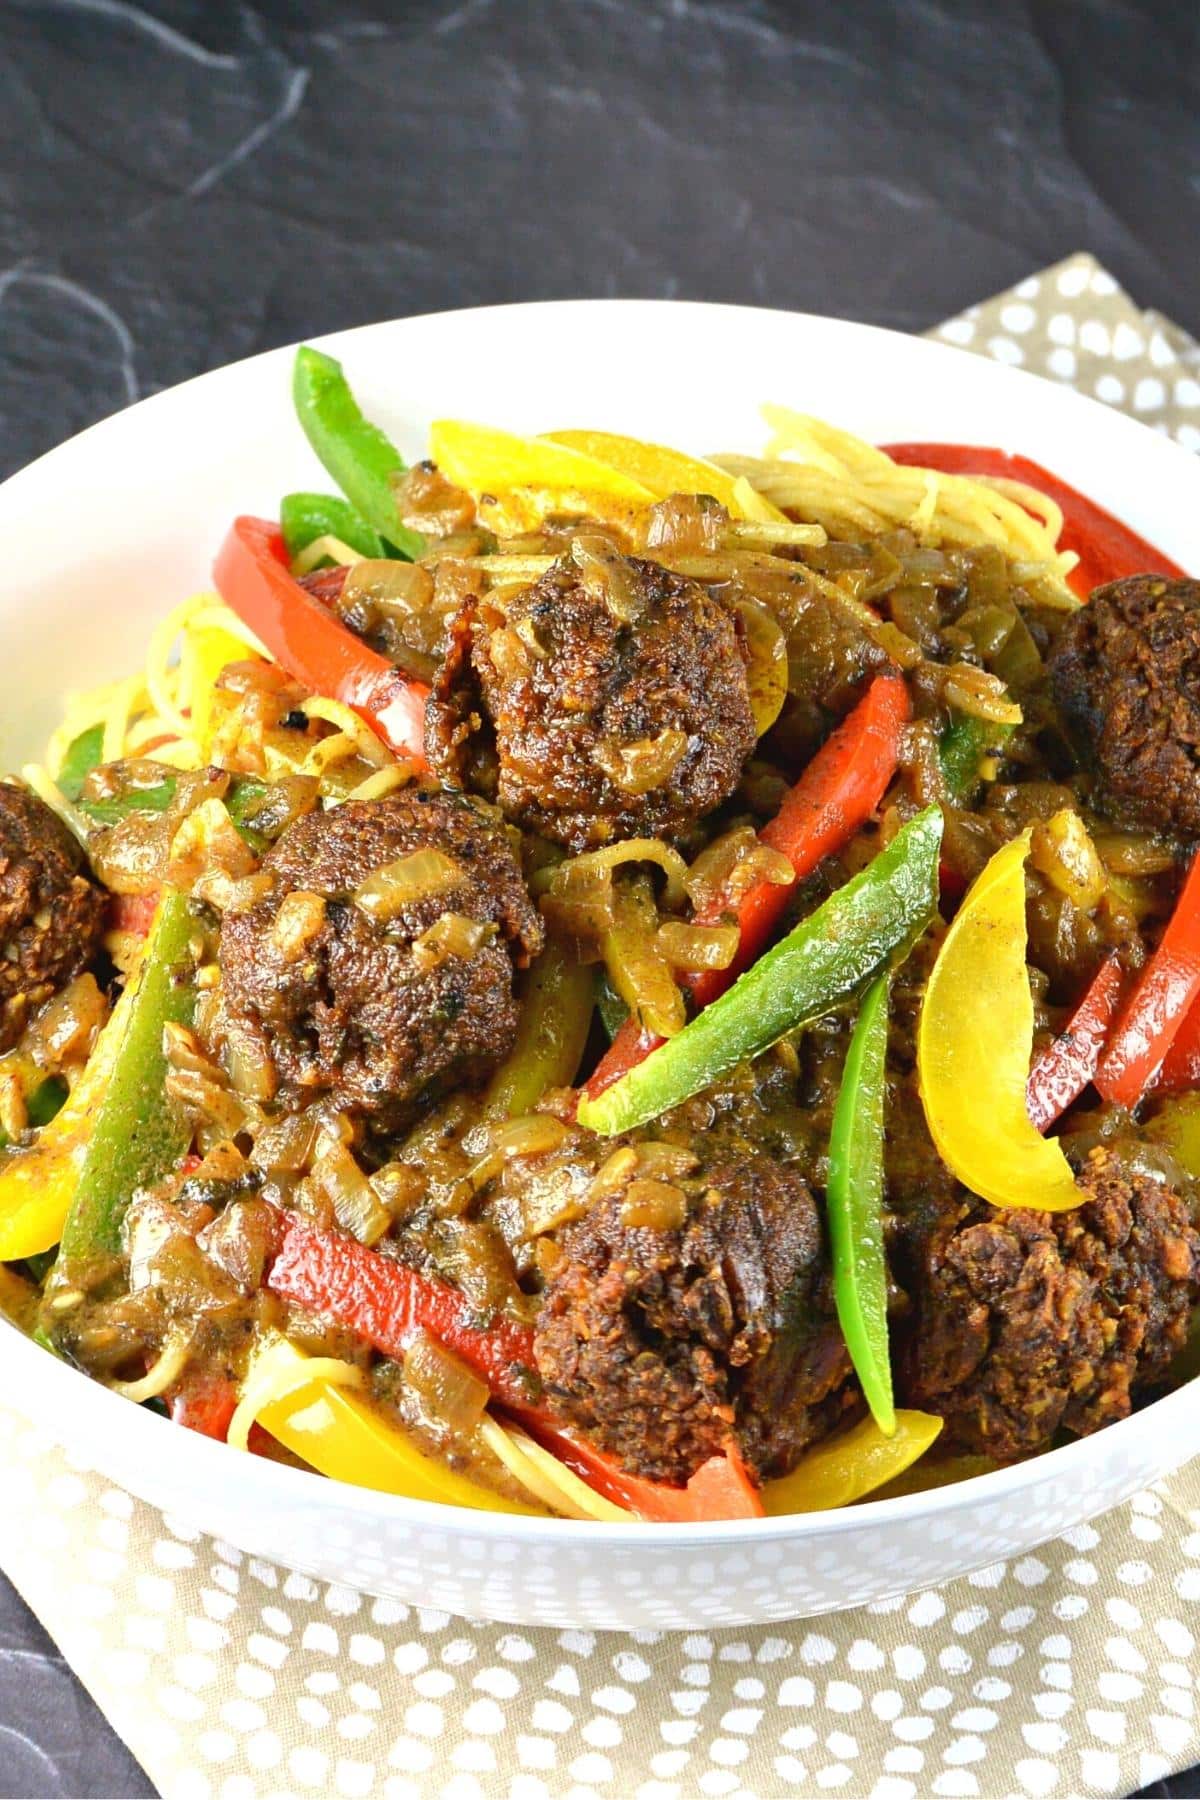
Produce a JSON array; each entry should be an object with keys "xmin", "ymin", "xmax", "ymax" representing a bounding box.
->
[
  {"xmin": 312, "ymin": 1135, "xmax": 390, "ymax": 1246},
  {"xmin": 592, "ymin": 728, "xmax": 688, "ymax": 795},
  {"xmin": 620, "ymin": 1177, "xmax": 688, "ymax": 1231},
  {"xmin": 354, "ymin": 849, "xmax": 463, "ymax": 922},
  {"xmin": 642, "ymin": 493, "xmax": 726, "ymax": 555},
  {"xmin": 656, "ymin": 919, "xmax": 740, "ymax": 972},
  {"xmin": 270, "ymin": 890, "xmax": 327, "ymax": 958},
  {"xmin": 735, "ymin": 596, "xmax": 789, "ymax": 736},
  {"xmin": 412, "ymin": 912, "xmax": 497, "ymax": 974},
  {"xmin": 684, "ymin": 826, "xmax": 793, "ymax": 913},
  {"xmin": 403, "ymin": 1329, "xmax": 489, "ymax": 1436},
  {"xmin": 570, "ymin": 536, "xmax": 645, "ymax": 623},
  {"xmin": 341, "ymin": 558, "xmax": 436, "ymax": 621}
]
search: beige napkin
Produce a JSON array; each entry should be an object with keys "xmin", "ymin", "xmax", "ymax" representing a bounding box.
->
[{"xmin": 5, "ymin": 253, "xmax": 1200, "ymax": 1800}]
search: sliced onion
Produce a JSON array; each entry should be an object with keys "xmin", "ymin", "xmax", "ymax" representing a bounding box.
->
[
  {"xmin": 312, "ymin": 1136, "xmax": 390, "ymax": 1246},
  {"xmin": 460, "ymin": 1114, "xmax": 572, "ymax": 1192},
  {"xmin": 684, "ymin": 826, "xmax": 793, "ymax": 913},
  {"xmin": 540, "ymin": 838, "xmax": 690, "ymax": 911},
  {"xmin": 735, "ymin": 597, "xmax": 789, "ymax": 736},
  {"xmin": 593, "ymin": 728, "xmax": 689, "ymax": 796},
  {"xmin": 571, "ymin": 536, "xmax": 645, "ymax": 624},
  {"xmin": 270, "ymin": 890, "xmax": 327, "ymax": 958},
  {"xmin": 404, "ymin": 1329, "xmax": 489, "ymax": 1436},
  {"xmin": 412, "ymin": 912, "xmax": 497, "ymax": 973},
  {"xmin": 341, "ymin": 559, "xmax": 435, "ymax": 620},
  {"xmin": 620, "ymin": 1177, "xmax": 688, "ymax": 1231},
  {"xmin": 223, "ymin": 1015, "xmax": 278, "ymax": 1104},
  {"xmin": 354, "ymin": 849, "xmax": 464, "ymax": 922},
  {"xmin": 656, "ymin": 919, "xmax": 740, "ymax": 972}
]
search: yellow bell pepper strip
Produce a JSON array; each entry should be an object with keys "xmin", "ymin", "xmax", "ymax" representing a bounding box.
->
[
  {"xmin": 292, "ymin": 347, "xmax": 425, "ymax": 559},
  {"xmin": 180, "ymin": 619, "xmax": 262, "ymax": 761},
  {"xmin": 428, "ymin": 419, "xmax": 656, "ymax": 537},
  {"xmin": 826, "ymin": 971, "xmax": 895, "ymax": 1435},
  {"xmin": 235, "ymin": 1333, "xmax": 544, "ymax": 1515},
  {"xmin": 917, "ymin": 829, "xmax": 1080, "ymax": 1212},
  {"xmin": 577, "ymin": 806, "xmax": 943, "ymax": 1137},
  {"xmin": 761, "ymin": 1410, "xmax": 943, "ymax": 1514},
  {"xmin": 50, "ymin": 890, "xmax": 197, "ymax": 1279},
  {"xmin": 279, "ymin": 492, "xmax": 386, "ymax": 563},
  {"xmin": 0, "ymin": 971, "xmax": 136, "ymax": 1261},
  {"xmin": 543, "ymin": 429, "xmax": 788, "ymax": 523},
  {"xmin": 869, "ymin": 1451, "xmax": 995, "ymax": 1502},
  {"xmin": 482, "ymin": 944, "xmax": 595, "ymax": 1121}
]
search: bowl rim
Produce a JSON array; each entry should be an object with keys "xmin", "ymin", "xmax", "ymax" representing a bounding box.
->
[{"xmin": 2, "ymin": 295, "xmax": 1198, "ymax": 1548}]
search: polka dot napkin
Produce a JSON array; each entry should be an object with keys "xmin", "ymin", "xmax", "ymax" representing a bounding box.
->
[{"xmin": 4, "ymin": 253, "xmax": 1200, "ymax": 1800}]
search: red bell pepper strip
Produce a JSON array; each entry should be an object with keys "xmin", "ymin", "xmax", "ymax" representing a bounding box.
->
[
  {"xmin": 515, "ymin": 1415, "xmax": 764, "ymax": 1520},
  {"xmin": 169, "ymin": 1371, "xmax": 237, "ymax": 1442},
  {"xmin": 884, "ymin": 444, "xmax": 1187, "ymax": 597},
  {"xmin": 213, "ymin": 516, "xmax": 429, "ymax": 766},
  {"xmin": 267, "ymin": 1214, "xmax": 762, "ymax": 1518},
  {"xmin": 266, "ymin": 1214, "xmax": 537, "ymax": 1409},
  {"xmin": 108, "ymin": 888, "xmax": 162, "ymax": 941},
  {"xmin": 1094, "ymin": 850, "xmax": 1200, "ymax": 1108},
  {"xmin": 584, "ymin": 673, "xmax": 911, "ymax": 1099},
  {"xmin": 1155, "ymin": 992, "xmax": 1200, "ymax": 1096},
  {"xmin": 1026, "ymin": 953, "xmax": 1126, "ymax": 1131}
]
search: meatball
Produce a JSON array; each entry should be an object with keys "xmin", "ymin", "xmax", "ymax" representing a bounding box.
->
[
  {"xmin": 0, "ymin": 783, "xmax": 106, "ymax": 1050},
  {"xmin": 1049, "ymin": 575, "xmax": 1200, "ymax": 835},
  {"xmin": 898, "ymin": 1145, "xmax": 1200, "ymax": 1462},
  {"xmin": 533, "ymin": 1136, "xmax": 855, "ymax": 1483},
  {"xmin": 218, "ymin": 789, "xmax": 542, "ymax": 1129},
  {"xmin": 426, "ymin": 542, "xmax": 757, "ymax": 851}
]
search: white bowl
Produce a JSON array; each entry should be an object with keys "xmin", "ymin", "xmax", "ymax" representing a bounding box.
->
[{"xmin": 2, "ymin": 302, "xmax": 1198, "ymax": 1631}]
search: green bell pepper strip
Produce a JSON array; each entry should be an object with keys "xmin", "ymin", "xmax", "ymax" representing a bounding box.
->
[
  {"xmin": 279, "ymin": 492, "xmax": 386, "ymax": 563},
  {"xmin": 26, "ymin": 1075, "xmax": 68, "ymax": 1130},
  {"xmin": 78, "ymin": 777, "xmax": 177, "ymax": 827},
  {"xmin": 0, "ymin": 1074, "xmax": 67, "ymax": 1154},
  {"xmin": 826, "ymin": 971, "xmax": 895, "ymax": 1436},
  {"xmin": 56, "ymin": 725, "xmax": 104, "ymax": 802},
  {"xmin": 939, "ymin": 715, "xmax": 1013, "ymax": 800},
  {"xmin": 52, "ymin": 889, "xmax": 197, "ymax": 1282},
  {"xmin": 596, "ymin": 972, "xmax": 630, "ymax": 1042},
  {"xmin": 292, "ymin": 347, "xmax": 426, "ymax": 561},
  {"xmin": 576, "ymin": 806, "xmax": 943, "ymax": 1136},
  {"xmin": 79, "ymin": 774, "xmax": 270, "ymax": 851}
]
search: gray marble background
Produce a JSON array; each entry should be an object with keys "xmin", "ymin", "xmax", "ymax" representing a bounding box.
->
[{"xmin": 1, "ymin": 1, "xmax": 1199, "ymax": 1795}]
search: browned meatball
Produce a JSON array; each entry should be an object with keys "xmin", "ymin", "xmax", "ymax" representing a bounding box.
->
[
  {"xmin": 0, "ymin": 783, "xmax": 106, "ymax": 1050},
  {"xmin": 219, "ymin": 789, "xmax": 542, "ymax": 1129},
  {"xmin": 425, "ymin": 542, "xmax": 757, "ymax": 851},
  {"xmin": 1049, "ymin": 575, "xmax": 1200, "ymax": 835},
  {"xmin": 898, "ymin": 1145, "xmax": 1200, "ymax": 1462},
  {"xmin": 533, "ymin": 1136, "xmax": 855, "ymax": 1483}
]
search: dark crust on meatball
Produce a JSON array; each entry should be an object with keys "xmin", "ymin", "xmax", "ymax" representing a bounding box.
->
[
  {"xmin": 219, "ymin": 789, "xmax": 542, "ymax": 1129},
  {"xmin": 898, "ymin": 1145, "xmax": 1200, "ymax": 1462},
  {"xmin": 0, "ymin": 783, "xmax": 106, "ymax": 1050},
  {"xmin": 533, "ymin": 1143, "xmax": 855, "ymax": 1483},
  {"xmin": 425, "ymin": 552, "xmax": 757, "ymax": 850},
  {"xmin": 1049, "ymin": 575, "xmax": 1200, "ymax": 836}
]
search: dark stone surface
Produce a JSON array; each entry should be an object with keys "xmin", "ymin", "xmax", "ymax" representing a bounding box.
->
[{"xmin": 1, "ymin": 0, "xmax": 1198, "ymax": 1794}]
